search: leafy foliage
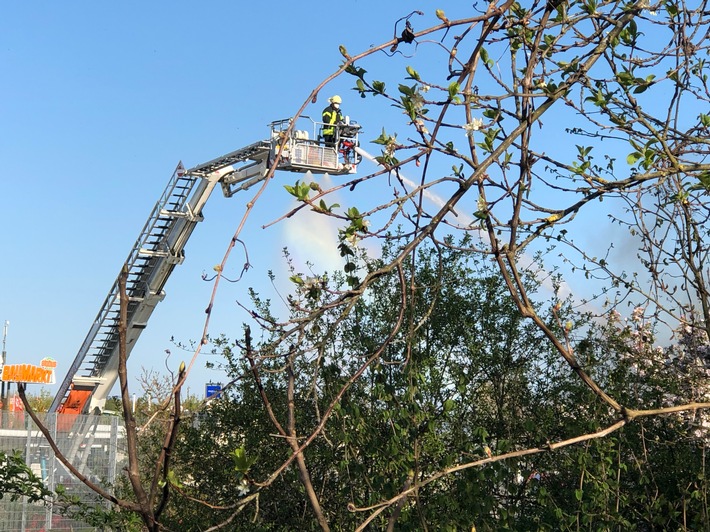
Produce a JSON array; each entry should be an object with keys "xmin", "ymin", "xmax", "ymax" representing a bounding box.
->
[
  {"xmin": 0, "ymin": 450, "xmax": 51, "ymax": 503},
  {"xmin": 154, "ymin": 238, "xmax": 710, "ymax": 529}
]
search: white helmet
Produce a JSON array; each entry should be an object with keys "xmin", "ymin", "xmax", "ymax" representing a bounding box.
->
[{"xmin": 329, "ymin": 95, "xmax": 342, "ymax": 104}]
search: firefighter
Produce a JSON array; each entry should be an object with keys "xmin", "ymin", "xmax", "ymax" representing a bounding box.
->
[{"xmin": 322, "ymin": 95, "xmax": 345, "ymax": 146}]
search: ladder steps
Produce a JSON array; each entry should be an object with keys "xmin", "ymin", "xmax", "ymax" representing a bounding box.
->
[{"xmin": 52, "ymin": 156, "xmax": 219, "ymax": 413}]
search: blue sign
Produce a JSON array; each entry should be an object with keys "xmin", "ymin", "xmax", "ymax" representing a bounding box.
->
[{"xmin": 205, "ymin": 383, "xmax": 222, "ymax": 399}]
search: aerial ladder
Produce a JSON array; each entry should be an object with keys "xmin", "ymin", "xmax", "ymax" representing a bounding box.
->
[{"xmin": 49, "ymin": 116, "xmax": 361, "ymax": 420}]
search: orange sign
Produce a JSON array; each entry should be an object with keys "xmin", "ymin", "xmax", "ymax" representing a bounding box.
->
[{"xmin": 1, "ymin": 363, "xmax": 55, "ymax": 384}]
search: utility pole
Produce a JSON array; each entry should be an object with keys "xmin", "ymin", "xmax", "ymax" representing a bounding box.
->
[{"xmin": 1, "ymin": 320, "xmax": 8, "ymax": 424}]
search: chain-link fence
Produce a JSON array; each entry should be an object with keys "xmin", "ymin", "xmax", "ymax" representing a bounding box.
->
[{"xmin": 0, "ymin": 411, "xmax": 126, "ymax": 531}]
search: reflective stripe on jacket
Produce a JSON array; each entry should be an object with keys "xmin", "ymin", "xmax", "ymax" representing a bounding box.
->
[{"xmin": 322, "ymin": 105, "xmax": 343, "ymax": 136}]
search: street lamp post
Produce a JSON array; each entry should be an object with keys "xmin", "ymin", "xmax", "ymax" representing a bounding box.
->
[{"xmin": 1, "ymin": 320, "xmax": 8, "ymax": 415}]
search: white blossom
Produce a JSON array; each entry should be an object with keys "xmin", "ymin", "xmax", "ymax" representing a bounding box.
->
[{"xmin": 464, "ymin": 118, "xmax": 484, "ymax": 137}]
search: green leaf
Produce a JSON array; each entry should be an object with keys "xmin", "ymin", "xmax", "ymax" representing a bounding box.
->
[
  {"xmin": 372, "ymin": 128, "xmax": 394, "ymax": 146},
  {"xmin": 338, "ymin": 242, "xmax": 355, "ymax": 257},
  {"xmin": 285, "ymin": 180, "xmax": 311, "ymax": 201},
  {"xmin": 480, "ymin": 47, "xmax": 494, "ymax": 67},
  {"xmin": 398, "ymin": 83, "xmax": 417, "ymax": 97},
  {"xmin": 585, "ymin": 88, "xmax": 606, "ymax": 107},
  {"xmin": 689, "ymin": 171, "xmax": 710, "ymax": 192},
  {"xmin": 626, "ymin": 152, "xmax": 641, "ymax": 165},
  {"xmin": 448, "ymin": 81, "xmax": 460, "ymax": 99},
  {"xmin": 344, "ymin": 63, "xmax": 367, "ymax": 79},
  {"xmin": 372, "ymin": 80, "xmax": 386, "ymax": 95},
  {"xmin": 231, "ymin": 446, "xmax": 257, "ymax": 473},
  {"xmin": 576, "ymin": 145, "xmax": 592, "ymax": 158},
  {"xmin": 355, "ymin": 78, "xmax": 366, "ymax": 95},
  {"xmin": 616, "ymin": 71, "xmax": 635, "ymax": 87}
]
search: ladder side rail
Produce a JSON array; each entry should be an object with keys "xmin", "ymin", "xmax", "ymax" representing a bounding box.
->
[
  {"xmin": 136, "ymin": 182, "xmax": 199, "ymax": 255},
  {"xmin": 75, "ymin": 165, "xmax": 196, "ymax": 366},
  {"xmin": 49, "ymin": 320, "xmax": 102, "ymax": 412},
  {"xmin": 88, "ymin": 291, "xmax": 149, "ymax": 376},
  {"xmin": 55, "ymin": 272, "xmax": 167, "ymax": 413},
  {"xmin": 187, "ymin": 141, "xmax": 270, "ymax": 176},
  {"xmin": 145, "ymin": 172, "xmax": 222, "ymax": 294},
  {"xmin": 85, "ymin": 289, "xmax": 165, "ymax": 412},
  {"xmin": 77, "ymin": 173, "xmax": 224, "ymax": 411},
  {"xmin": 50, "ymin": 164, "xmax": 197, "ymax": 413},
  {"xmin": 50, "ymin": 276, "xmax": 125, "ymax": 401},
  {"xmin": 52, "ymin": 136, "xmax": 295, "ymax": 415}
]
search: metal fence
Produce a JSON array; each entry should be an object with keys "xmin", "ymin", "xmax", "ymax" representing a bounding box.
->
[{"xmin": 0, "ymin": 411, "xmax": 126, "ymax": 531}]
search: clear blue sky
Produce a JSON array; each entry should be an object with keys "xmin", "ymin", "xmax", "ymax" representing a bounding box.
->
[{"xmin": 1, "ymin": 2, "xmax": 479, "ymax": 400}]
